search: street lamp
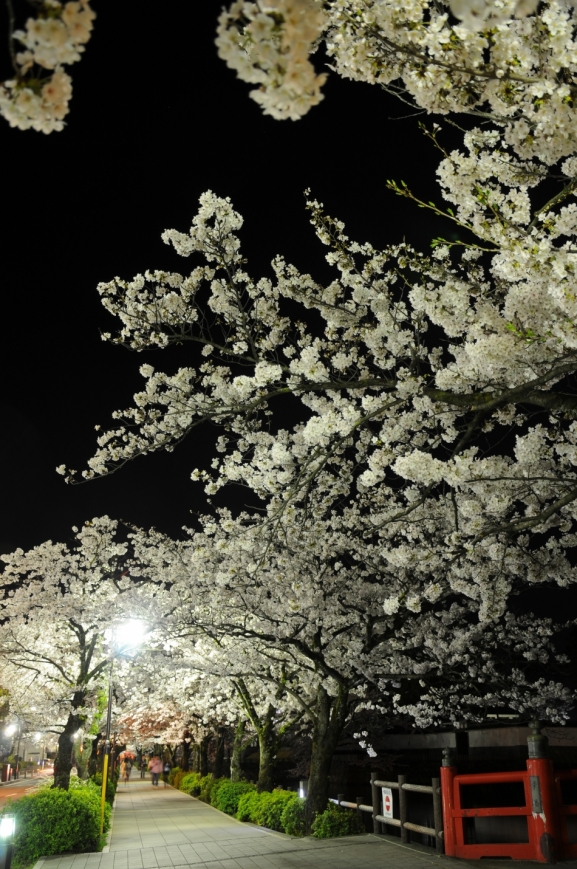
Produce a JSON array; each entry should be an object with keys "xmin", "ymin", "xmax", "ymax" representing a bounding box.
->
[
  {"xmin": 0, "ymin": 814, "xmax": 15, "ymax": 869},
  {"xmin": 4, "ymin": 724, "xmax": 21, "ymax": 781},
  {"xmin": 99, "ymin": 620, "xmax": 147, "ymax": 837}
]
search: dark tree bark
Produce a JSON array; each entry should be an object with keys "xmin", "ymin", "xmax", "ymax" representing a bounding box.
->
[
  {"xmin": 181, "ymin": 729, "xmax": 192, "ymax": 771},
  {"xmin": 74, "ymin": 736, "xmax": 93, "ymax": 780},
  {"xmin": 256, "ymin": 706, "xmax": 277, "ymax": 792},
  {"xmin": 234, "ymin": 679, "xmax": 279, "ymax": 792},
  {"xmin": 213, "ymin": 726, "xmax": 226, "ymax": 779},
  {"xmin": 199, "ymin": 734, "xmax": 210, "ymax": 777},
  {"xmin": 230, "ymin": 719, "xmax": 246, "ymax": 782},
  {"xmin": 53, "ymin": 693, "xmax": 85, "ymax": 790},
  {"xmin": 305, "ymin": 683, "xmax": 348, "ymax": 832}
]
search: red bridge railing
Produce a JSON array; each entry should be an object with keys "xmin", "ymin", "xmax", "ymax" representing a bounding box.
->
[{"xmin": 440, "ymin": 752, "xmax": 577, "ymax": 863}]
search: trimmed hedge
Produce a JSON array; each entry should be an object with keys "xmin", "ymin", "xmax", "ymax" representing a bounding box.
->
[
  {"xmin": 311, "ymin": 802, "xmax": 365, "ymax": 838},
  {"xmin": 280, "ymin": 796, "xmax": 306, "ymax": 837},
  {"xmin": 174, "ymin": 771, "xmax": 358, "ymax": 840},
  {"xmin": 212, "ymin": 781, "xmax": 255, "ymax": 816},
  {"xmin": 179, "ymin": 772, "xmax": 202, "ymax": 795},
  {"xmin": 168, "ymin": 767, "xmax": 188, "ymax": 790},
  {"xmin": 235, "ymin": 789, "xmax": 298, "ymax": 832},
  {"xmin": 236, "ymin": 789, "xmax": 262, "ymax": 822},
  {"xmin": 1, "ymin": 783, "xmax": 111, "ymax": 868},
  {"xmin": 198, "ymin": 773, "xmax": 225, "ymax": 803},
  {"xmin": 253, "ymin": 791, "xmax": 297, "ymax": 831}
]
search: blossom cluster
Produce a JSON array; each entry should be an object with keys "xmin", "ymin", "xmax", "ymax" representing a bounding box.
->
[
  {"xmin": 216, "ymin": 0, "xmax": 327, "ymax": 120},
  {"xmin": 66, "ymin": 150, "xmax": 577, "ymax": 625},
  {"xmin": 216, "ymin": 0, "xmax": 577, "ymax": 165},
  {"xmin": 326, "ymin": 0, "xmax": 577, "ymax": 164},
  {"xmin": 0, "ymin": 0, "xmax": 95, "ymax": 133}
]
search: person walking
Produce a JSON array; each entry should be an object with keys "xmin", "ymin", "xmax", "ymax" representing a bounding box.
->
[
  {"xmin": 162, "ymin": 760, "xmax": 171, "ymax": 788},
  {"xmin": 148, "ymin": 755, "xmax": 163, "ymax": 787},
  {"xmin": 139, "ymin": 757, "xmax": 147, "ymax": 779},
  {"xmin": 121, "ymin": 756, "xmax": 132, "ymax": 786}
]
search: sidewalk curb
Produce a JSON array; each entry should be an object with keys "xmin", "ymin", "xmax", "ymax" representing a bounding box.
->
[{"xmin": 102, "ymin": 796, "xmax": 117, "ymax": 853}]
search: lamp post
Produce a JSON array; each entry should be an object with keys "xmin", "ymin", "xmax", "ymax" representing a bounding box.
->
[
  {"xmin": 99, "ymin": 620, "xmax": 147, "ymax": 838},
  {"xmin": 4, "ymin": 724, "xmax": 21, "ymax": 781}
]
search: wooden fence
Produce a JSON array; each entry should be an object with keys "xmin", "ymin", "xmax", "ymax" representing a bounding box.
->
[{"xmin": 330, "ymin": 772, "xmax": 444, "ymax": 854}]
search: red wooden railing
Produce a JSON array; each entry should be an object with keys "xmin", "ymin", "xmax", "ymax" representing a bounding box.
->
[{"xmin": 441, "ymin": 758, "xmax": 576, "ymax": 863}]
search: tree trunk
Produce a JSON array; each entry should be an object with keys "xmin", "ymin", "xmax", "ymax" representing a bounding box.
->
[
  {"xmin": 230, "ymin": 720, "xmax": 245, "ymax": 782},
  {"xmin": 256, "ymin": 705, "xmax": 277, "ymax": 792},
  {"xmin": 53, "ymin": 705, "xmax": 84, "ymax": 790},
  {"xmin": 199, "ymin": 734, "xmax": 210, "ymax": 777},
  {"xmin": 181, "ymin": 731, "xmax": 192, "ymax": 771},
  {"xmin": 74, "ymin": 736, "xmax": 93, "ymax": 780},
  {"xmin": 305, "ymin": 684, "xmax": 348, "ymax": 832},
  {"xmin": 213, "ymin": 727, "xmax": 226, "ymax": 779}
]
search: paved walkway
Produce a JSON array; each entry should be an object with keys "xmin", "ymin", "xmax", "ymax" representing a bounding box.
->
[{"xmin": 36, "ymin": 777, "xmax": 577, "ymax": 869}]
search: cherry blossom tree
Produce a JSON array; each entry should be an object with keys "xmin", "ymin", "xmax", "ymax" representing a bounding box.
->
[{"xmin": 0, "ymin": 517, "xmax": 160, "ymax": 789}]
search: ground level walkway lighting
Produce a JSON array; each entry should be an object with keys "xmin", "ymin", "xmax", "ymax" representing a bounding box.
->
[
  {"xmin": 100, "ymin": 620, "xmax": 148, "ymax": 837},
  {"xmin": 0, "ymin": 814, "xmax": 15, "ymax": 869}
]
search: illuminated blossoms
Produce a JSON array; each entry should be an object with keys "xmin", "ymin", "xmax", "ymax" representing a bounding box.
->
[{"xmin": 0, "ymin": 0, "xmax": 95, "ymax": 133}]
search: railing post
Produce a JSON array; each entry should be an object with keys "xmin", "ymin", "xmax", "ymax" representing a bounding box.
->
[
  {"xmin": 356, "ymin": 795, "xmax": 363, "ymax": 822},
  {"xmin": 440, "ymin": 748, "xmax": 457, "ymax": 857},
  {"xmin": 398, "ymin": 774, "xmax": 408, "ymax": 844},
  {"xmin": 432, "ymin": 776, "xmax": 444, "ymax": 854},
  {"xmin": 371, "ymin": 772, "xmax": 380, "ymax": 834},
  {"xmin": 526, "ymin": 720, "xmax": 561, "ymax": 864},
  {"xmin": 337, "ymin": 793, "xmax": 344, "ymax": 806}
]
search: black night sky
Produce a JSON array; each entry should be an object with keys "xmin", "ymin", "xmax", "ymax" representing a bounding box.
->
[{"xmin": 0, "ymin": 0, "xmax": 449, "ymax": 554}]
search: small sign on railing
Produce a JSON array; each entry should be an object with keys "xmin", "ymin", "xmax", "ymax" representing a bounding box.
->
[{"xmin": 381, "ymin": 787, "xmax": 393, "ymax": 818}]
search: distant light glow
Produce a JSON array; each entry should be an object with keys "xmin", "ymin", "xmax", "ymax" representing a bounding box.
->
[{"xmin": 4, "ymin": 724, "xmax": 16, "ymax": 737}]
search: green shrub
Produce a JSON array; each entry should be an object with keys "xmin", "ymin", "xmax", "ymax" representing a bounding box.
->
[
  {"xmin": 198, "ymin": 773, "xmax": 222, "ymax": 803},
  {"xmin": 236, "ymin": 789, "xmax": 262, "ymax": 822},
  {"xmin": 311, "ymin": 803, "xmax": 365, "ymax": 838},
  {"xmin": 280, "ymin": 796, "xmax": 306, "ymax": 837},
  {"xmin": 209, "ymin": 777, "xmax": 228, "ymax": 806},
  {"xmin": 235, "ymin": 789, "xmax": 296, "ymax": 831},
  {"xmin": 1, "ymin": 785, "xmax": 111, "ymax": 868},
  {"xmin": 172, "ymin": 768, "xmax": 189, "ymax": 791},
  {"xmin": 179, "ymin": 772, "xmax": 202, "ymax": 795},
  {"xmin": 255, "ymin": 790, "xmax": 297, "ymax": 831},
  {"xmin": 168, "ymin": 766, "xmax": 183, "ymax": 787},
  {"xmin": 89, "ymin": 772, "xmax": 116, "ymax": 805},
  {"xmin": 212, "ymin": 781, "xmax": 255, "ymax": 815}
]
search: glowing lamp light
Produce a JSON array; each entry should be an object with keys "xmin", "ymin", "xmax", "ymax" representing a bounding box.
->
[
  {"xmin": 0, "ymin": 815, "xmax": 15, "ymax": 840},
  {"xmin": 105, "ymin": 619, "xmax": 148, "ymax": 656},
  {"xmin": 4, "ymin": 725, "xmax": 16, "ymax": 737}
]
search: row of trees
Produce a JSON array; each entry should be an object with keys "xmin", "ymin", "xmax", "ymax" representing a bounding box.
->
[{"xmin": 0, "ymin": 514, "xmax": 572, "ymax": 825}]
